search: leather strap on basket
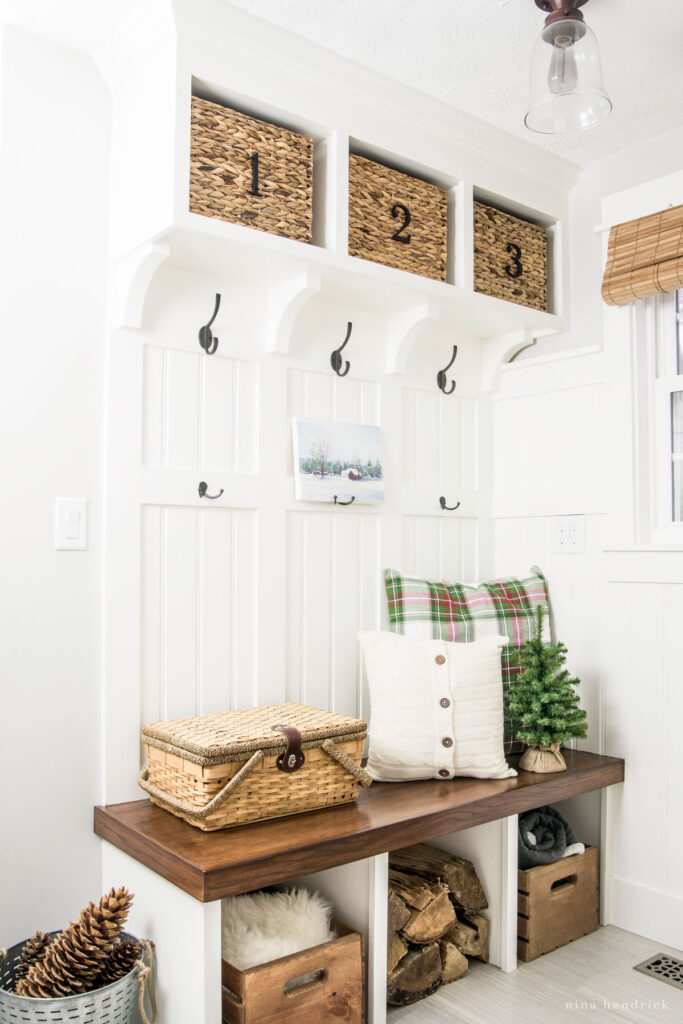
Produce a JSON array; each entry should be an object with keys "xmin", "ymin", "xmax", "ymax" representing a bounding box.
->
[
  {"xmin": 322, "ymin": 738, "xmax": 373, "ymax": 787},
  {"xmin": 137, "ymin": 749, "xmax": 265, "ymax": 820},
  {"xmin": 136, "ymin": 939, "xmax": 157, "ymax": 1024},
  {"xmin": 272, "ymin": 724, "xmax": 305, "ymax": 773}
]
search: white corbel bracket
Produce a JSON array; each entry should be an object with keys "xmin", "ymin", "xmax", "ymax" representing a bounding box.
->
[
  {"xmin": 481, "ymin": 329, "xmax": 536, "ymax": 392},
  {"xmin": 112, "ymin": 240, "xmax": 170, "ymax": 330},
  {"xmin": 266, "ymin": 272, "xmax": 322, "ymax": 356},
  {"xmin": 385, "ymin": 302, "xmax": 439, "ymax": 376}
]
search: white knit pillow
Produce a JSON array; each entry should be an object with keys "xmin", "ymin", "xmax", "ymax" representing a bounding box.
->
[{"xmin": 358, "ymin": 631, "xmax": 517, "ymax": 782}]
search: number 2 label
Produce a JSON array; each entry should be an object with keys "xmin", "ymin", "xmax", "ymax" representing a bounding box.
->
[{"xmin": 391, "ymin": 203, "xmax": 412, "ymax": 244}]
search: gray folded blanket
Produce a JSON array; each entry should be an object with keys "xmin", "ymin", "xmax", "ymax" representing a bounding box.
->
[{"xmin": 518, "ymin": 804, "xmax": 585, "ymax": 870}]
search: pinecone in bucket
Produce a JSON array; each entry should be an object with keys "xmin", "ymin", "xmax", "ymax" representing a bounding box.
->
[
  {"xmin": 93, "ymin": 940, "xmax": 142, "ymax": 988},
  {"xmin": 14, "ymin": 931, "xmax": 52, "ymax": 983},
  {"xmin": 15, "ymin": 887, "xmax": 134, "ymax": 998}
]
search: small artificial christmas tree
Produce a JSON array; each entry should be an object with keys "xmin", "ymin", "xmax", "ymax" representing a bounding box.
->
[{"xmin": 506, "ymin": 605, "xmax": 587, "ymax": 773}]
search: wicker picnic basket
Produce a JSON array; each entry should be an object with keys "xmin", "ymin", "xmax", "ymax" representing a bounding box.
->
[{"xmin": 138, "ymin": 703, "xmax": 372, "ymax": 831}]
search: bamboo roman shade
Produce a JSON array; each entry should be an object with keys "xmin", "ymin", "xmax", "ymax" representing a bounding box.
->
[{"xmin": 602, "ymin": 203, "xmax": 683, "ymax": 306}]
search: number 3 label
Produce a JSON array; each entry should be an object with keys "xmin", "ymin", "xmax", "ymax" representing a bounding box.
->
[{"xmin": 505, "ymin": 243, "xmax": 523, "ymax": 279}]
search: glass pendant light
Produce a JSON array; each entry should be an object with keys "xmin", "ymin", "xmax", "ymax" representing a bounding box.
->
[{"xmin": 525, "ymin": 0, "xmax": 612, "ymax": 134}]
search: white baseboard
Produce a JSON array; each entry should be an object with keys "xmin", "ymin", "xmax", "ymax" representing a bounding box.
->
[{"xmin": 608, "ymin": 877, "xmax": 683, "ymax": 953}]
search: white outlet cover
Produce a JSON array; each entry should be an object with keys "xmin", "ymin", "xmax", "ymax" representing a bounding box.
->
[
  {"xmin": 568, "ymin": 515, "xmax": 585, "ymax": 554},
  {"xmin": 552, "ymin": 516, "xmax": 569, "ymax": 554}
]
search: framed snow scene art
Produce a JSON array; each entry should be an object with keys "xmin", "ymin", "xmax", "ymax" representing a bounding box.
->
[{"xmin": 293, "ymin": 418, "xmax": 384, "ymax": 505}]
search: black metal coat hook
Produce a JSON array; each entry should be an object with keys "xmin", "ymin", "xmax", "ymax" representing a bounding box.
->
[
  {"xmin": 439, "ymin": 496, "xmax": 461, "ymax": 511},
  {"xmin": 330, "ymin": 322, "xmax": 352, "ymax": 377},
  {"xmin": 198, "ymin": 293, "xmax": 221, "ymax": 355},
  {"xmin": 198, "ymin": 481, "xmax": 224, "ymax": 500},
  {"xmin": 334, "ymin": 495, "xmax": 356, "ymax": 506},
  {"xmin": 437, "ymin": 345, "xmax": 458, "ymax": 394}
]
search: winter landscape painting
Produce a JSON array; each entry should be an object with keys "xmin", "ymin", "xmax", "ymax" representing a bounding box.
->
[{"xmin": 292, "ymin": 418, "xmax": 384, "ymax": 505}]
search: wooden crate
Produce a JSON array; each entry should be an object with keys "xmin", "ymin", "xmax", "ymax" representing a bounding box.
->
[
  {"xmin": 190, "ymin": 95, "xmax": 313, "ymax": 242},
  {"xmin": 473, "ymin": 200, "xmax": 548, "ymax": 312},
  {"xmin": 221, "ymin": 921, "xmax": 364, "ymax": 1024},
  {"xmin": 348, "ymin": 154, "xmax": 448, "ymax": 282},
  {"xmin": 517, "ymin": 846, "xmax": 599, "ymax": 962}
]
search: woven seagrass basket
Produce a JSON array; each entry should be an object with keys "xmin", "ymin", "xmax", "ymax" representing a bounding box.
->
[
  {"xmin": 348, "ymin": 154, "xmax": 448, "ymax": 282},
  {"xmin": 473, "ymin": 201, "xmax": 548, "ymax": 312},
  {"xmin": 189, "ymin": 95, "xmax": 313, "ymax": 242},
  {"xmin": 0, "ymin": 934, "xmax": 155, "ymax": 1024},
  {"xmin": 139, "ymin": 703, "xmax": 372, "ymax": 832}
]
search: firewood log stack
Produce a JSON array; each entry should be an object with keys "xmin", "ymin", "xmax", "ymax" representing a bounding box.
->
[{"xmin": 387, "ymin": 844, "xmax": 490, "ymax": 1006}]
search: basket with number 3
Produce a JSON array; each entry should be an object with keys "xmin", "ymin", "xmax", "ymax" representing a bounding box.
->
[{"xmin": 473, "ymin": 200, "xmax": 548, "ymax": 312}]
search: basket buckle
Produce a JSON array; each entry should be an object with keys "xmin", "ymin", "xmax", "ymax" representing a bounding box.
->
[{"xmin": 272, "ymin": 724, "xmax": 305, "ymax": 774}]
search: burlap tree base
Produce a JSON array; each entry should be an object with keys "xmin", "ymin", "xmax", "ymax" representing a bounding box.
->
[{"xmin": 519, "ymin": 743, "xmax": 567, "ymax": 773}]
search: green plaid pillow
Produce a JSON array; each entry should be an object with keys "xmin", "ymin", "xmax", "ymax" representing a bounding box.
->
[{"xmin": 383, "ymin": 568, "xmax": 550, "ymax": 755}]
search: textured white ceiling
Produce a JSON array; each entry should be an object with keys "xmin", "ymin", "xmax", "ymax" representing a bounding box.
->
[
  {"xmin": 227, "ymin": 0, "xmax": 683, "ymax": 165},
  {"xmin": 1, "ymin": 0, "xmax": 681, "ymax": 166}
]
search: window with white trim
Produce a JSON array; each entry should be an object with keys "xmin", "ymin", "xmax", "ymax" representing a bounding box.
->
[{"xmin": 653, "ymin": 289, "xmax": 683, "ymax": 534}]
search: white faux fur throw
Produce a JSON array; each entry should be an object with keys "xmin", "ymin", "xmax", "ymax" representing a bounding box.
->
[{"xmin": 221, "ymin": 887, "xmax": 335, "ymax": 971}]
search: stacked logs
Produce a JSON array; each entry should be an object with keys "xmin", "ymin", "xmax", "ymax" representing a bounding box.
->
[{"xmin": 387, "ymin": 844, "xmax": 490, "ymax": 1006}]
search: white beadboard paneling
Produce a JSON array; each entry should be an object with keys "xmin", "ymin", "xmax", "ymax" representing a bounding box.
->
[
  {"xmin": 143, "ymin": 345, "xmax": 259, "ymax": 472},
  {"xmin": 233, "ymin": 360, "xmax": 260, "ymax": 474},
  {"xmin": 403, "ymin": 387, "xmax": 478, "ymax": 491},
  {"xmin": 458, "ymin": 397, "xmax": 479, "ymax": 492},
  {"xmin": 140, "ymin": 505, "xmax": 163, "ymax": 730},
  {"xmin": 142, "ymin": 344, "xmax": 165, "ymax": 467},
  {"xmin": 231, "ymin": 509, "xmax": 259, "ymax": 708},
  {"xmin": 165, "ymin": 349, "xmax": 200, "ymax": 469},
  {"xmin": 162, "ymin": 505, "xmax": 199, "ymax": 719},
  {"xmin": 402, "ymin": 516, "xmax": 479, "ymax": 582},
  {"xmin": 199, "ymin": 355, "xmax": 234, "ymax": 472},
  {"xmin": 141, "ymin": 505, "xmax": 258, "ymax": 728},
  {"xmin": 286, "ymin": 510, "xmax": 381, "ymax": 717},
  {"xmin": 197, "ymin": 508, "xmax": 233, "ymax": 714}
]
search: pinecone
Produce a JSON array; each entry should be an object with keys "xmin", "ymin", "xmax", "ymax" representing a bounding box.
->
[
  {"xmin": 93, "ymin": 940, "xmax": 142, "ymax": 988},
  {"xmin": 15, "ymin": 888, "xmax": 134, "ymax": 998},
  {"xmin": 14, "ymin": 932, "xmax": 52, "ymax": 983}
]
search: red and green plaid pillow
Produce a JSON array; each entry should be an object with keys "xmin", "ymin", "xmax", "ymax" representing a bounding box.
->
[{"xmin": 383, "ymin": 568, "xmax": 549, "ymax": 755}]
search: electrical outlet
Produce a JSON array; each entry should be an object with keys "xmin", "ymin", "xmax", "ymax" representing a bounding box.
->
[
  {"xmin": 552, "ymin": 516, "xmax": 569, "ymax": 553},
  {"xmin": 551, "ymin": 515, "xmax": 585, "ymax": 554},
  {"xmin": 567, "ymin": 515, "xmax": 585, "ymax": 553}
]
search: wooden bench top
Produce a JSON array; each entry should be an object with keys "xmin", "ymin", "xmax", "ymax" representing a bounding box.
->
[{"xmin": 94, "ymin": 748, "xmax": 624, "ymax": 902}]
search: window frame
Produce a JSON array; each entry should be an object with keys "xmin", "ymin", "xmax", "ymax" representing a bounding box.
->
[{"xmin": 652, "ymin": 289, "xmax": 683, "ymax": 541}]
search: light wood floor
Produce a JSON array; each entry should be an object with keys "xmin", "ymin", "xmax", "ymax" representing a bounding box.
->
[{"xmin": 388, "ymin": 927, "xmax": 683, "ymax": 1023}]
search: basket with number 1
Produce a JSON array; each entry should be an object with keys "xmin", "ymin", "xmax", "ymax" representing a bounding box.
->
[{"xmin": 189, "ymin": 95, "xmax": 313, "ymax": 242}]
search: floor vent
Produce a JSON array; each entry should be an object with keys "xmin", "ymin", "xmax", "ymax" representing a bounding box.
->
[{"xmin": 634, "ymin": 953, "xmax": 683, "ymax": 991}]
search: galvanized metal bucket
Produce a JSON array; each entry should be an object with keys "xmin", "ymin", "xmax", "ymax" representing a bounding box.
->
[{"xmin": 0, "ymin": 932, "xmax": 156, "ymax": 1024}]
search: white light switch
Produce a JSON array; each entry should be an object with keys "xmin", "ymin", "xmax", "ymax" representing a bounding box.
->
[{"xmin": 55, "ymin": 498, "xmax": 88, "ymax": 550}]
